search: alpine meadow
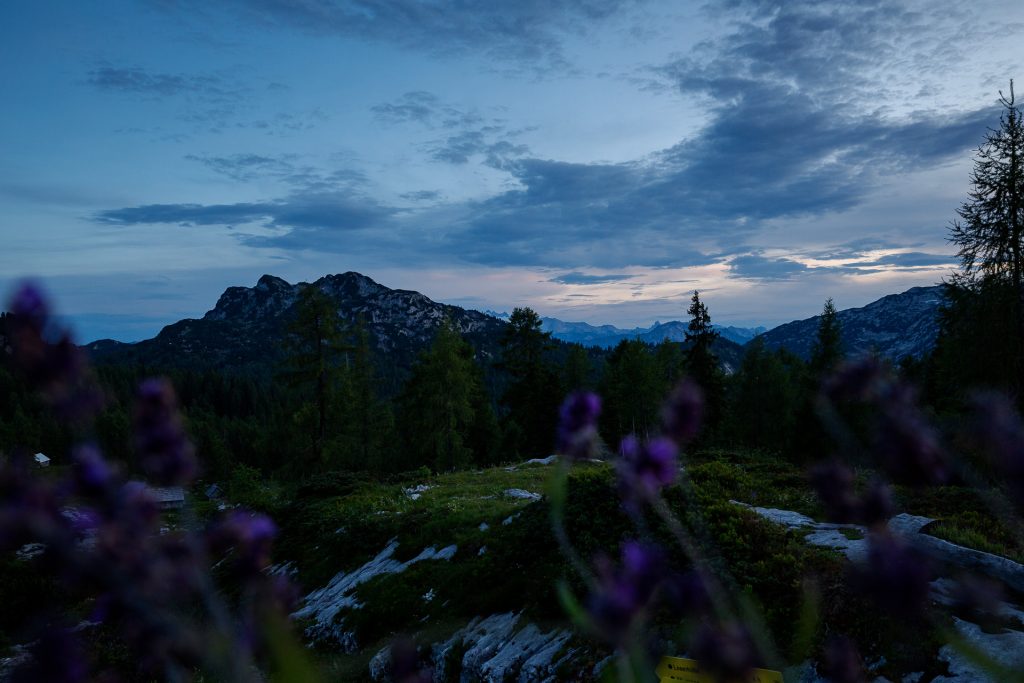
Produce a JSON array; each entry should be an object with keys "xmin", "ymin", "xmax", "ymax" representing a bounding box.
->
[{"xmin": 4, "ymin": 2, "xmax": 1024, "ymax": 682}]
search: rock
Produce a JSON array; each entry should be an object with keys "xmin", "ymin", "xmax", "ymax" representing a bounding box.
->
[
  {"xmin": 292, "ymin": 539, "xmax": 457, "ymax": 650},
  {"xmin": 521, "ymin": 455, "xmax": 558, "ymax": 466},
  {"xmin": 503, "ymin": 513, "xmax": 521, "ymax": 525},
  {"xmin": 369, "ymin": 646, "xmax": 391, "ymax": 681},
  {"xmin": 933, "ymin": 616, "xmax": 1024, "ymax": 681},
  {"xmin": 431, "ymin": 613, "xmax": 573, "ymax": 682},
  {"xmin": 405, "ymin": 484, "xmax": 432, "ymax": 500},
  {"xmin": 504, "ymin": 489, "xmax": 542, "ymax": 501},
  {"xmin": 479, "ymin": 522, "xmax": 490, "ymax": 532}
]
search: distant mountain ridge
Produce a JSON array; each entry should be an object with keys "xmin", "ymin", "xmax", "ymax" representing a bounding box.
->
[
  {"xmin": 756, "ymin": 285, "xmax": 945, "ymax": 360},
  {"xmin": 81, "ymin": 274, "xmax": 945, "ymax": 384},
  {"xmin": 534, "ymin": 317, "xmax": 767, "ymax": 348}
]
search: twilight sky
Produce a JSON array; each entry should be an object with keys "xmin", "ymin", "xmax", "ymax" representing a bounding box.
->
[{"xmin": 2, "ymin": 0, "xmax": 1023, "ymax": 342}]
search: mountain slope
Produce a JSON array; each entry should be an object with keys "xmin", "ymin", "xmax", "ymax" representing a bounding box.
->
[
  {"xmin": 85, "ymin": 273, "xmax": 508, "ymax": 378},
  {"xmin": 756, "ymin": 285, "xmax": 945, "ymax": 360}
]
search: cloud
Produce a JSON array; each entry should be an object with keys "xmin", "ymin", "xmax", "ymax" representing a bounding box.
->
[
  {"xmin": 550, "ymin": 271, "xmax": 635, "ymax": 285},
  {"xmin": 185, "ymin": 153, "xmax": 298, "ymax": 182},
  {"xmin": 372, "ymin": 91, "xmax": 445, "ymax": 125},
  {"xmin": 862, "ymin": 252, "xmax": 957, "ymax": 268},
  {"xmin": 729, "ymin": 253, "xmax": 809, "ymax": 281},
  {"xmin": 372, "ymin": 92, "xmax": 531, "ymax": 166},
  {"xmin": 87, "ymin": 65, "xmax": 242, "ymax": 101},
  {"xmin": 95, "ymin": 191, "xmax": 394, "ymax": 238},
  {"xmin": 428, "ymin": 130, "xmax": 529, "ymax": 167},
  {"xmin": 195, "ymin": 0, "xmax": 648, "ymax": 73},
  {"xmin": 400, "ymin": 190, "xmax": 442, "ymax": 202},
  {"xmin": 185, "ymin": 153, "xmax": 368, "ymax": 190}
]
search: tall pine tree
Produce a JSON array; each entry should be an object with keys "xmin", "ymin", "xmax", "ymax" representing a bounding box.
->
[
  {"xmin": 684, "ymin": 291, "xmax": 723, "ymax": 437},
  {"xmin": 937, "ymin": 81, "xmax": 1024, "ymax": 398},
  {"xmin": 809, "ymin": 298, "xmax": 843, "ymax": 377},
  {"xmin": 398, "ymin": 319, "xmax": 491, "ymax": 472},
  {"xmin": 281, "ymin": 285, "xmax": 349, "ymax": 471},
  {"xmin": 499, "ymin": 307, "xmax": 560, "ymax": 459}
]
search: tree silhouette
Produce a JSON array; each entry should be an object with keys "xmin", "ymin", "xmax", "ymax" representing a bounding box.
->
[{"xmin": 809, "ymin": 298, "xmax": 843, "ymax": 376}]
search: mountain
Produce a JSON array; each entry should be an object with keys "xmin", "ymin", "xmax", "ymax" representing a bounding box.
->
[
  {"xmin": 756, "ymin": 285, "xmax": 946, "ymax": 360},
  {"xmin": 85, "ymin": 273, "xmax": 507, "ymax": 380},
  {"xmin": 537, "ymin": 317, "xmax": 766, "ymax": 348}
]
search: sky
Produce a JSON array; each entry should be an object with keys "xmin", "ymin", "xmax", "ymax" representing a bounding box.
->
[{"xmin": 2, "ymin": 0, "xmax": 1023, "ymax": 343}]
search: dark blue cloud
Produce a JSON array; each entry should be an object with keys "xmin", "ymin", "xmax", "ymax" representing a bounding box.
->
[
  {"xmin": 372, "ymin": 91, "xmax": 444, "ymax": 125},
  {"xmin": 95, "ymin": 192, "xmax": 393, "ymax": 236},
  {"xmin": 549, "ymin": 272, "xmax": 635, "ymax": 285},
  {"xmin": 87, "ymin": 65, "xmax": 243, "ymax": 102},
  {"xmin": 399, "ymin": 190, "xmax": 442, "ymax": 202},
  {"xmin": 184, "ymin": 153, "xmax": 367, "ymax": 190},
  {"xmin": 428, "ymin": 130, "xmax": 529, "ymax": 166},
  {"xmin": 862, "ymin": 252, "xmax": 957, "ymax": 268},
  {"xmin": 193, "ymin": 0, "xmax": 648, "ymax": 73},
  {"xmin": 729, "ymin": 253, "xmax": 809, "ymax": 280}
]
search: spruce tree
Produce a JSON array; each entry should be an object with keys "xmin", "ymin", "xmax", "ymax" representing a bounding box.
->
[
  {"xmin": 809, "ymin": 298, "xmax": 843, "ymax": 376},
  {"xmin": 398, "ymin": 319, "xmax": 482, "ymax": 472},
  {"xmin": 683, "ymin": 291, "xmax": 723, "ymax": 436},
  {"xmin": 499, "ymin": 307, "xmax": 560, "ymax": 459},
  {"xmin": 950, "ymin": 81, "xmax": 1024, "ymax": 294},
  {"xmin": 936, "ymin": 81, "xmax": 1024, "ymax": 398},
  {"xmin": 281, "ymin": 285, "xmax": 349, "ymax": 470}
]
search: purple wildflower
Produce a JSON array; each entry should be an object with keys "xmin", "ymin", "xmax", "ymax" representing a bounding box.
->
[
  {"xmin": 822, "ymin": 356, "xmax": 888, "ymax": 404},
  {"xmin": 556, "ymin": 392, "xmax": 602, "ymax": 460},
  {"xmin": 72, "ymin": 444, "xmax": 115, "ymax": 496},
  {"xmin": 133, "ymin": 378, "xmax": 197, "ymax": 486},
  {"xmin": 9, "ymin": 281, "xmax": 49, "ymax": 326},
  {"xmin": 858, "ymin": 533, "xmax": 931, "ymax": 617},
  {"xmin": 12, "ymin": 625, "xmax": 88, "ymax": 683},
  {"xmin": 820, "ymin": 636, "xmax": 865, "ymax": 683},
  {"xmin": 689, "ymin": 622, "xmax": 757, "ymax": 683},
  {"xmin": 6, "ymin": 283, "xmax": 101, "ymax": 421},
  {"xmin": 389, "ymin": 638, "xmax": 434, "ymax": 683},
  {"xmin": 966, "ymin": 391, "xmax": 1024, "ymax": 505},
  {"xmin": 811, "ymin": 461, "xmax": 893, "ymax": 527},
  {"xmin": 661, "ymin": 379, "xmax": 704, "ymax": 445},
  {"xmin": 617, "ymin": 436, "xmax": 679, "ymax": 501},
  {"xmin": 662, "ymin": 569, "xmax": 712, "ymax": 617},
  {"xmin": 874, "ymin": 402, "xmax": 948, "ymax": 486},
  {"xmin": 207, "ymin": 510, "xmax": 278, "ymax": 578},
  {"xmin": 587, "ymin": 541, "xmax": 667, "ymax": 645}
]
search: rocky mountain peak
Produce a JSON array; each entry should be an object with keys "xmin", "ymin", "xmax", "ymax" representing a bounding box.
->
[{"xmin": 256, "ymin": 274, "xmax": 290, "ymax": 292}]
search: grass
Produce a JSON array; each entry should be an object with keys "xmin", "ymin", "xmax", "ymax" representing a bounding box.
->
[
  {"xmin": 272, "ymin": 449, "xmax": 960, "ymax": 679},
  {"xmin": 897, "ymin": 486, "xmax": 1024, "ymax": 564},
  {"xmin": 926, "ymin": 517, "xmax": 1024, "ymax": 564}
]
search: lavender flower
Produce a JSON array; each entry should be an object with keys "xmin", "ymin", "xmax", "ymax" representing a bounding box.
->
[
  {"xmin": 207, "ymin": 510, "xmax": 278, "ymax": 579},
  {"xmin": 133, "ymin": 378, "xmax": 197, "ymax": 486},
  {"xmin": 556, "ymin": 391, "xmax": 601, "ymax": 460},
  {"xmin": 858, "ymin": 533, "xmax": 931, "ymax": 617},
  {"xmin": 874, "ymin": 402, "xmax": 948, "ymax": 486},
  {"xmin": 661, "ymin": 379, "xmax": 704, "ymax": 445},
  {"xmin": 617, "ymin": 436, "xmax": 679, "ymax": 501},
  {"xmin": 389, "ymin": 637, "xmax": 434, "ymax": 683},
  {"xmin": 587, "ymin": 541, "xmax": 667, "ymax": 645},
  {"xmin": 820, "ymin": 636, "xmax": 865, "ymax": 683},
  {"xmin": 966, "ymin": 391, "xmax": 1024, "ymax": 506},
  {"xmin": 822, "ymin": 356, "xmax": 888, "ymax": 403},
  {"xmin": 811, "ymin": 461, "xmax": 893, "ymax": 526},
  {"xmin": 6, "ymin": 282, "xmax": 101, "ymax": 421},
  {"xmin": 72, "ymin": 444, "xmax": 115, "ymax": 496},
  {"xmin": 12, "ymin": 624, "xmax": 88, "ymax": 683},
  {"xmin": 689, "ymin": 622, "xmax": 757, "ymax": 683}
]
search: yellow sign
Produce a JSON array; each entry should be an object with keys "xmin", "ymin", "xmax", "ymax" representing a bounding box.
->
[{"xmin": 656, "ymin": 656, "xmax": 783, "ymax": 683}]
